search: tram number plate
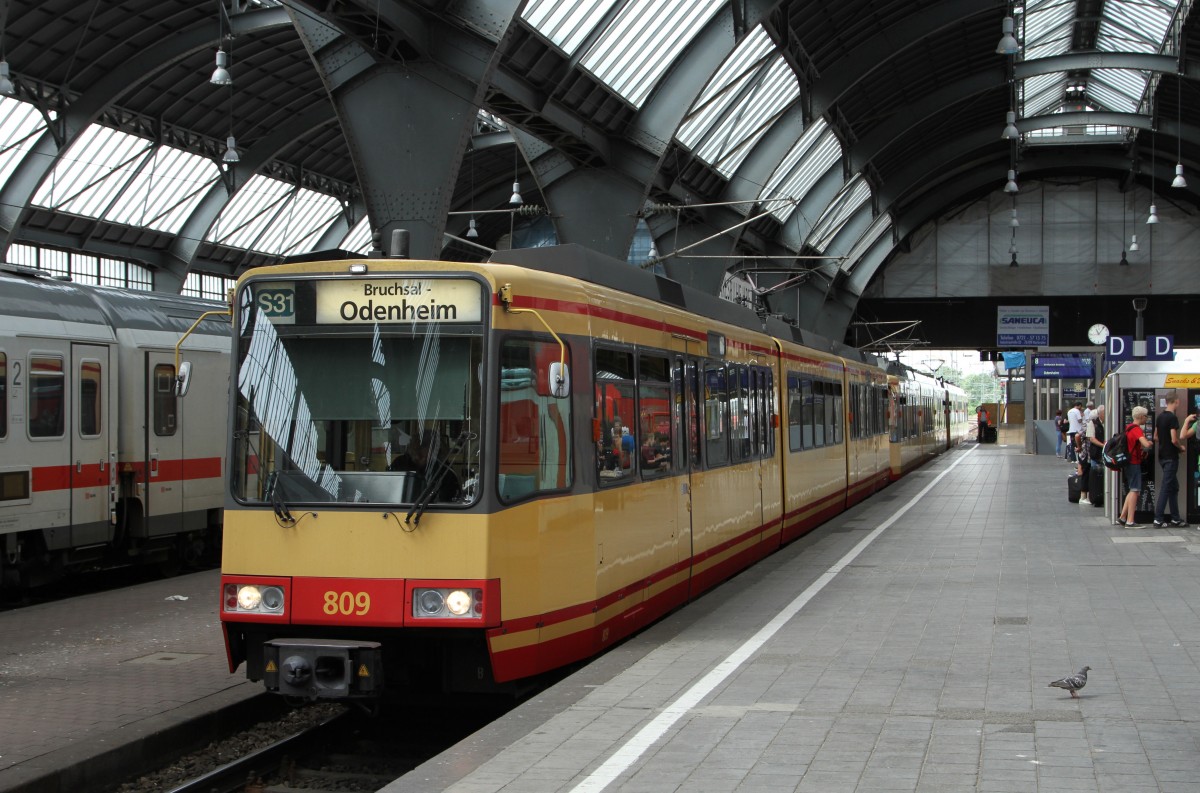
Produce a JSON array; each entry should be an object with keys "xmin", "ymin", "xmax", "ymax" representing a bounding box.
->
[{"xmin": 291, "ymin": 577, "xmax": 405, "ymax": 627}]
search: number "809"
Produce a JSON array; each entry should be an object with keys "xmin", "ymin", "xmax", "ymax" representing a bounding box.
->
[{"xmin": 323, "ymin": 590, "xmax": 370, "ymax": 615}]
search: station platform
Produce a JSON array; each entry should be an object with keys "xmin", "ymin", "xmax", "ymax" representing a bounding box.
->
[
  {"xmin": 390, "ymin": 438, "xmax": 1200, "ymax": 793},
  {"xmin": 0, "ymin": 570, "xmax": 258, "ymax": 793}
]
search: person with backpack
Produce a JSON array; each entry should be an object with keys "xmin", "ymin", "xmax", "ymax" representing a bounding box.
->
[
  {"xmin": 1117, "ymin": 406, "xmax": 1154, "ymax": 528},
  {"xmin": 1054, "ymin": 408, "xmax": 1066, "ymax": 456},
  {"xmin": 1153, "ymin": 395, "xmax": 1190, "ymax": 528}
]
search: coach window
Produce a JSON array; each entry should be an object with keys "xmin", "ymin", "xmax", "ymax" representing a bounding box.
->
[
  {"xmin": 79, "ymin": 360, "xmax": 102, "ymax": 437},
  {"xmin": 703, "ymin": 364, "xmax": 729, "ymax": 466},
  {"xmin": 786, "ymin": 373, "xmax": 801, "ymax": 451},
  {"xmin": 153, "ymin": 364, "xmax": 177, "ymax": 436},
  {"xmin": 0, "ymin": 352, "xmax": 6, "ymax": 438},
  {"xmin": 595, "ymin": 347, "xmax": 636, "ymax": 482},
  {"xmin": 760, "ymin": 368, "xmax": 775, "ymax": 457},
  {"xmin": 729, "ymin": 366, "xmax": 749, "ymax": 462},
  {"xmin": 29, "ymin": 356, "xmax": 65, "ymax": 438},
  {"xmin": 637, "ymin": 354, "xmax": 671, "ymax": 479},
  {"xmin": 498, "ymin": 338, "xmax": 573, "ymax": 502}
]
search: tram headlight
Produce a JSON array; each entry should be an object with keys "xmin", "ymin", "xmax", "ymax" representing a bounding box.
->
[
  {"xmin": 445, "ymin": 589, "xmax": 473, "ymax": 616},
  {"xmin": 224, "ymin": 582, "xmax": 287, "ymax": 615},
  {"xmin": 417, "ymin": 589, "xmax": 445, "ymax": 615},
  {"xmin": 411, "ymin": 586, "xmax": 483, "ymax": 620}
]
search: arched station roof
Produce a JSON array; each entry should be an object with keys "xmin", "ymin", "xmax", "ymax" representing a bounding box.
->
[{"xmin": 0, "ymin": 0, "xmax": 1195, "ymax": 338}]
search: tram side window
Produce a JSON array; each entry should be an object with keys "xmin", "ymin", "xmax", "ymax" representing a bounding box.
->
[
  {"xmin": 596, "ymin": 348, "xmax": 636, "ymax": 482},
  {"xmin": 154, "ymin": 364, "xmax": 177, "ymax": 436},
  {"xmin": 499, "ymin": 338, "xmax": 573, "ymax": 501},
  {"xmin": 787, "ymin": 373, "xmax": 803, "ymax": 452},
  {"xmin": 636, "ymin": 354, "xmax": 672, "ymax": 478},
  {"xmin": 828, "ymin": 382, "xmax": 842, "ymax": 445},
  {"xmin": 704, "ymin": 364, "xmax": 729, "ymax": 466},
  {"xmin": 0, "ymin": 352, "xmax": 6, "ymax": 439},
  {"xmin": 79, "ymin": 361, "xmax": 101, "ymax": 437},
  {"xmin": 729, "ymin": 366, "xmax": 749, "ymax": 462},
  {"xmin": 29, "ymin": 356, "xmax": 65, "ymax": 438}
]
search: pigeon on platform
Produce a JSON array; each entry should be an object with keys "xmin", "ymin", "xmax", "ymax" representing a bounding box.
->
[{"xmin": 1048, "ymin": 666, "xmax": 1091, "ymax": 698}]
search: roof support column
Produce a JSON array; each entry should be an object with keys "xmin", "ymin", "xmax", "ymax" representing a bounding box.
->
[{"xmin": 290, "ymin": 5, "xmax": 517, "ymax": 260}]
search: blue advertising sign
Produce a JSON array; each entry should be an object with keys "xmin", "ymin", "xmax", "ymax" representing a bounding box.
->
[
  {"xmin": 1032, "ymin": 354, "xmax": 1093, "ymax": 379},
  {"xmin": 997, "ymin": 305, "xmax": 1049, "ymax": 347}
]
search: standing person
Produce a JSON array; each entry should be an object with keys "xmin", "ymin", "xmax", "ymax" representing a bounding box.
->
[
  {"xmin": 1054, "ymin": 408, "xmax": 1065, "ymax": 457},
  {"xmin": 1117, "ymin": 406, "xmax": 1154, "ymax": 528},
  {"xmin": 1153, "ymin": 395, "xmax": 1189, "ymax": 528},
  {"xmin": 976, "ymin": 404, "xmax": 989, "ymax": 442},
  {"xmin": 1066, "ymin": 401, "xmax": 1084, "ymax": 461},
  {"xmin": 1082, "ymin": 404, "xmax": 1105, "ymax": 506}
]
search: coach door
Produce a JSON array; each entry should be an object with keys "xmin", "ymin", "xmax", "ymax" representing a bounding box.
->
[
  {"xmin": 145, "ymin": 352, "xmax": 183, "ymax": 535},
  {"xmin": 674, "ymin": 356, "xmax": 699, "ymax": 581},
  {"xmin": 71, "ymin": 344, "xmax": 113, "ymax": 546}
]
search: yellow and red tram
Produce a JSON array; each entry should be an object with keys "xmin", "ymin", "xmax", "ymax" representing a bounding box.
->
[{"xmin": 212, "ymin": 245, "xmax": 961, "ymax": 698}]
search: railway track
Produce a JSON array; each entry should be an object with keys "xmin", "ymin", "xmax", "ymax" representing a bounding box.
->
[{"xmin": 128, "ymin": 693, "xmax": 514, "ymax": 793}]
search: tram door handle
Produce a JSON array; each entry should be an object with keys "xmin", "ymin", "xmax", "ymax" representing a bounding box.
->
[
  {"xmin": 150, "ymin": 453, "xmax": 160, "ymax": 477},
  {"xmin": 76, "ymin": 460, "xmax": 82, "ymax": 473}
]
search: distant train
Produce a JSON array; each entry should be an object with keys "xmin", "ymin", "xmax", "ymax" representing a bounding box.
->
[
  {"xmin": 0, "ymin": 266, "xmax": 229, "ymax": 588},
  {"xmin": 211, "ymin": 244, "xmax": 969, "ymax": 699}
]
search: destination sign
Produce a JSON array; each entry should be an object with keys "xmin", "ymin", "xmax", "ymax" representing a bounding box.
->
[{"xmin": 316, "ymin": 279, "xmax": 482, "ymax": 324}]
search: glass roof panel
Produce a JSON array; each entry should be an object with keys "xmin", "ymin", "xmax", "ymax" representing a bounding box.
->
[
  {"xmin": 206, "ymin": 175, "xmax": 292, "ymax": 250},
  {"xmin": 808, "ymin": 176, "xmax": 870, "ymax": 253},
  {"xmin": 678, "ymin": 28, "xmax": 800, "ymax": 178},
  {"xmin": 261, "ymin": 189, "xmax": 343, "ymax": 256},
  {"xmin": 1087, "ymin": 69, "xmax": 1148, "ymax": 113},
  {"xmin": 1024, "ymin": 75, "xmax": 1067, "ymax": 116},
  {"xmin": 677, "ymin": 27, "xmax": 774, "ymax": 148},
  {"xmin": 1022, "ymin": 0, "xmax": 1074, "ymax": 60},
  {"xmin": 521, "ymin": 0, "xmax": 618, "ymax": 55},
  {"xmin": 1098, "ymin": 0, "xmax": 1176, "ymax": 53},
  {"xmin": 32, "ymin": 124, "xmax": 152, "ymax": 217},
  {"xmin": 0, "ymin": 97, "xmax": 47, "ymax": 187},
  {"xmin": 104, "ymin": 145, "xmax": 220, "ymax": 233},
  {"xmin": 581, "ymin": 0, "xmax": 725, "ymax": 107},
  {"xmin": 207, "ymin": 175, "xmax": 342, "ymax": 256},
  {"xmin": 341, "ymin": 215, "xmax": 373, "ymax": 254},
  {"xmin": 842, "ymin": 211, "xmax": 891, "ymax": 273},
  {"xmin": 759, "ymin": 120, "xmax": 842, "ymax": 222}
]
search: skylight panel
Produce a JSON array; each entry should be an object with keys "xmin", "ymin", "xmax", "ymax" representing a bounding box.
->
[
  {"xmin": 759, "ymin": 120, "xmax": 841, "ymax": 222},
  {"xmin": 1098, "ymin": 0, "xmax": 1176, "ymax": 53},
  {"xmin": 1088, "ymin": 69, "xmax": 1149, "ymax": 113},
  {"xmin": 104, "ymin": 145, "xmax": 220, "ymax": 233},
  {"xmin": 678, "ymin": 27, "xmax": 774, "ymax": 148},
  {"xmin": 0, "ymin": 97, "xmax": 46, "ymax": 187},
  {"xmin": 341, "ymin": 216, "xmax": 373, "ymax": 254},
  {"xmin": 581, "ymin": 0, "xmax": 724, "ymax": 107},
  {"xmin": 1024, "ymin": 74, "xmax": 1067, "ymax": 116},
  {"xmin": 207, "ymin": 175, "xmax": 292, "ymax": 251},
  {"xmin": 1022, "ymin": 0, "xmax": 1074, "ymax": 59},
  {"xmin": 259, "ymin": 188, "xmax": 343, "ymax": 256},
  {"xmin": 808, "ymin": 176, "xmax": 870, "ymax": 254},
  {"xmin": 32, "ymin": 124, "xmax": 152, "ymax": 217},
  {"xmin": 208, "ymin": 176, "xmax": 343, "ymax": 256},
  {"xmin": 521, "ymin": 0, "xmax": 618, "ymax": 55},
  {"xmin": 678, "ymin": 27, "xmax": 800, "ymax": 178},
  {"xmin": 842, "ymin": 212, "xmax": 891, "ymax": 273}
]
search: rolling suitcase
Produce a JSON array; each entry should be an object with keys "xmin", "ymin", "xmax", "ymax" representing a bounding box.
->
[
  {"xmin": 1067, "ymin": 473, "xmax": 1082, "ymax": 503},
  {"xmin": 1088, "ymin": 463, "xmax": 1104, "ymax": 507}
]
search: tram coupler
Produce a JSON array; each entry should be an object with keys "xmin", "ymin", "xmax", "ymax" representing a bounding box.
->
[{"xmin": 263, "ymin": 639, "xmax": 383, "ymax": 699}]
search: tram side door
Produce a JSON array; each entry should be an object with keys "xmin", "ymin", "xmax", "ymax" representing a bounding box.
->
[
  {"xmin": 70, "ymin": 343, "xmax": 113, "ymax": 547},
  {"xmin": 145, "ymin": 352, "xmax": 184, "ymax": 536},
  {"xmin": 674, "ymin": 356, "xmax": 698, "ymax": 585}
]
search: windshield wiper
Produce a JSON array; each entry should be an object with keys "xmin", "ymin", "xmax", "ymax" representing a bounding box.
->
[
  {"xmin": 405, "ymin": 431, "xmax": 472, "ymax": 526},
  {"xmin": 265, "ymin": 471, "xmax": 296, "ymax": 525}
]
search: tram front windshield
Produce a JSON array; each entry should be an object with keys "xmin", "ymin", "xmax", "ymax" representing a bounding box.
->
[{"xmin": 231, "ymin": 277, "xmax": 484, "ymax": 506}]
